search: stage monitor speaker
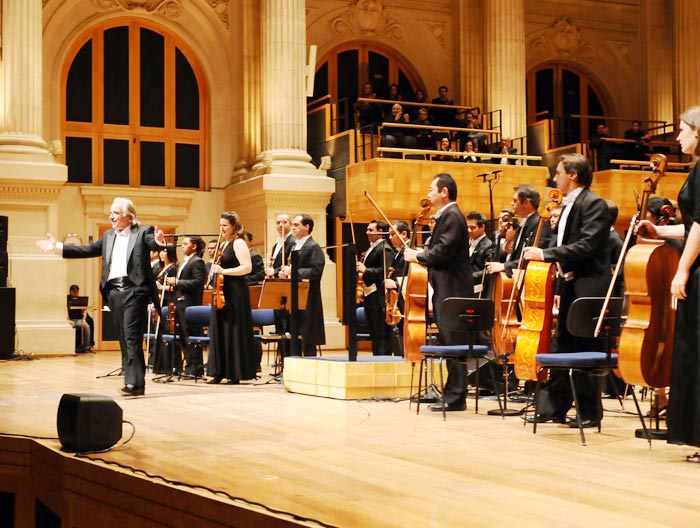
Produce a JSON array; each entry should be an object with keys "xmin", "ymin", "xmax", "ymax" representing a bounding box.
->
[
  {"xmin": 0, "ymin": 215, "xmax": 6, "ymax": 253},
  {"xmin": 0, "ymin": 288, "xmax": 15, "ymax": 360},
  {"xmin": 57, "ymin": 394, "xmax": 123, "ymax": 452}
]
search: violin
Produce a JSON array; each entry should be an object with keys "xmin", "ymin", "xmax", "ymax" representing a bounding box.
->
[
  {"xmin": 513, "ymin": 189, "xmax": 562, "ymax": 381},
  {"xmin": 384, "ymin": 265, "xmax": 402, "ymax": 326},
  {"xmin": 615, "ymin": 154, "xmax": 678, "ymax": 388},
  {"xmin": 490, "ymin": 212, "xmax": 520, "ymax": 362},
  {"xmin": 208, "ymin": 227, "xmax": 226, "ymax": 310},
  {"xmin": 168, "ymin": 300, "xmax": 176, "ymax": 334},
  {"xmin": 347, "ymin": 208, "xmax": 364, "ymax": 305}
]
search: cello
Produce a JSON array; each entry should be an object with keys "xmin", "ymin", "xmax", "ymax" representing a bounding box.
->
[
  {"xmin": 513, "ymin": 189, "xmax": 563, "ymax": 381},
  {"xmin": 363, "ymin": 191, "xmax": 431, "ymax": 363},
  {"xmin": 615, "ymin": 154, "xmax": 678, "ymax": 388}
]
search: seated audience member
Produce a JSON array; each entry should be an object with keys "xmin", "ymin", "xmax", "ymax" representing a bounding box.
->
[
  {"xmin": 382, "ymin": 83, "xmax": 403, "ymax": 117},
  {"xmin": 460, "ymin": 139, "xmax": 480, "ymax": 163},
  {"xmin": 490, "ymin": 135, "xmax": 518, "ymax": 165},
  {"xmin": 67, "ymin": 284, "xmax": 94, "ymax": 353},
  {"xmin": 432, "ymin": 137, "xmax": 456, "ymax": 162},
  {"xmin": 623, "ymin": 120, "xmax": 649, "ymax": 161},
  {"xmin": 409, "ymin": 107, "xmax": 433, "ymax": 158},
  {"xmin": 406, "ymin": 89, "xmax": 427, "ymax": 121},
  {"xmin": 430, "ymin": 85, "xmax": 456, "ymax": 142},
  {"xmin": 457, "ymin": 111, "xmax": 486, "ymax": 150},
  {"xmin": 381, "ymin": 103, "xmax": 416, "ymax": 157},
  {"xmin": 355, "ymin": 81, "xmax": 382, "ymax": 133},
  {"xmin": 589, "ymin": 121, "xmax": 614, "ymax": 170}
]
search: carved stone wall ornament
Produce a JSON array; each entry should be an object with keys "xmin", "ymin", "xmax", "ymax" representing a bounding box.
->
[
  {"xmin": 529, "ymin": 16, "xmax": 596, "ymax": 62},
  {"xmin": 331, "ymin": 0, "xmax": 404, "ymax": 42},
  {"xmin": 92, "ymin": 0, "xmax": 182, "ymax": 19}
]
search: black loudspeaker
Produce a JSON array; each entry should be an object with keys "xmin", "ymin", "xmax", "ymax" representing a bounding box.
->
[
  {"xmin": 57, "ymin": 394, "xmax": 123, "ymax": 452},
  {"xmin": 0, "ymin": 288, "xmax": 15, "ymax": 360},
  {"xmin": 0, "ymin": 215, "xmax": 6, "ymax": 253},
  {"xmin": 0, "ymin": 252, "xmax": 7, "ymax": 288}
]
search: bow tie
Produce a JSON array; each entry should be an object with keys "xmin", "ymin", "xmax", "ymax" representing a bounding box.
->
[{"xmin": 562, "ymin": 194, "xmax": 576, "ymax": 206}]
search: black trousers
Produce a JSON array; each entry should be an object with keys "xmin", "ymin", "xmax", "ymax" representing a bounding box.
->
[
  {"xmin": 107, "ymin": 284, "xmax": 149, "ymax": 389},
  {"xmin": 364, "ymin": 292, "xmax": 393, "ymax": 356}
]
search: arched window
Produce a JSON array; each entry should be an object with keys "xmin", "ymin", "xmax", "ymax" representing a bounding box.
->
[
  {"xmin": 62, "ymin": 20, "xmax": 208, "ymax": 189},
  {"xmin": 312, "ymin": 43, "xmax": 422, "ymax": 131},
  {"xmin": 527, "ymin": 65, "xmax": 607, "ymax": 145}
]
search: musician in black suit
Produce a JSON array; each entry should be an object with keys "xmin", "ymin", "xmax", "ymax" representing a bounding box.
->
[
  {"xmin": 280, "ymin": 214, "xmax": 325, "ymax": 356},
  {"xmin": 405, "ymin": 173, "xmax": 474, "ymax": 411},
  {"xmin": 265, "ymin": 213, "xmax": 296, "ymax": 278},
  {"xmin": 165, "ymin": 236, "xmax": 207, "ymax": 377},
  {"xmin": 385, "ymin": 220, "xmax": 410, "ymax": 356},
  {"xmin": 523, "ymin": 154, "xmax": 611, "ymax": 427},
  {"xmin": 36, "ymin": 197, "xmax": 166, "ymax": 396},
  {"xmin": 466, "ymin": 211, "xmax": 494, "ymax": 295},
  {"xmin": 486, "ymin": 184, "xmax": 552, "ymax": 279},
  {"xmin": 357, "ymin": 219, "xmax": 396, "ymax": 355}
]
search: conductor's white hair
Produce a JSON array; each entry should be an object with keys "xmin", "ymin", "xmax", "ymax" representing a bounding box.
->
[{"xmin": 112, "ymin": 197, "xmax": 140, "ymax": 226}]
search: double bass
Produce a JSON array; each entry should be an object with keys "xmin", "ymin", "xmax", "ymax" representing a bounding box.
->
[
  {"xmin": 491, "ymin": 212, "xmax": 520, "ymax": 363},
  {"xmin": 513, "ymin": 189, "xmax": 563, "ymax": 381},
  {"xmin": 616, "ymin": 154, "xmax": 678, "ymax": 388}
]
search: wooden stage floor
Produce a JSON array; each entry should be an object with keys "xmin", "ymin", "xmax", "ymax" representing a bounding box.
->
[{"xmin": 1, "ymin": 350, "xmax": 700, "ymax": 527}]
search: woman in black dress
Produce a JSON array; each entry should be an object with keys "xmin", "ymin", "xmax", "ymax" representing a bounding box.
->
[
  {"xmin": 207, "ymin": 211, "xmax": 257, "ymax": 384},
  {"xmin": 637, "ymin": 106, "xmax": 700, "ymax": 460}
]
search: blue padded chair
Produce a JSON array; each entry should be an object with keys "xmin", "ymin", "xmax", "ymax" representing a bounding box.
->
[
  {"xmin": 157, "ymin": 305, "xmax": 182, "ymax": 380},
  {"xmin": 251, "ymin": 308, "xmax": 291, "ymax": 373},
  {"xmin": 183, "ymin": 305, "xmax": 211, "ymax": 380},
  {"xmin": 416, "ymin": 298, "xmax": 504, "ymax": 420},
  {"xmin": 355, "ymin": 307, "xmax": 372, "ymax": 343},
  {"xmin": 531, "ymin": 297, "xmax": 649, "ymax": 445}
]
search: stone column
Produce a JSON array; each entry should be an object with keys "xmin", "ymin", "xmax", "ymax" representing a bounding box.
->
[
  {"xmin": 0, "ymin": 0, "xmax": 49, "ymax": 155},
  {"xmin": 0, "ymin": 0, "xmax": 72, "ymax": 355},
  {"xmin": 484, "ymin": 0, "xmax": 527, "ymax": 144},
  {"xmin": 258, "ymin": 0, "xmax": 313, "ymax": 169},
  {"xmin": 459, "ymin": 0, "xmax": 484, "ymax": 112},
  {"xmin": 674, "ymin": 0, "xmax": 700, "ymax": 118},
  {"xmin": 642, "ymin": 0, "xmax": 674, "ymax": 127}
]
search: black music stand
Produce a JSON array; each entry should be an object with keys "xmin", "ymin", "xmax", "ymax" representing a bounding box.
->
[{"xmin": 257, "ymin": 278, "xmax": 309, "ymax": 379}]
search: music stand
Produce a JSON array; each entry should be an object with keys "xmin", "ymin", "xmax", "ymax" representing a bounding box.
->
[{"xmin": 257, "ymin": 278, "xmax": 309, "ymax": 379}]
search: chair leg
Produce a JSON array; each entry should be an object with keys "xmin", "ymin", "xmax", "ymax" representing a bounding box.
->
[
  {"xmin": 630, "ymin": 387, "xmax": 651, "ymax": 447},
  {"xmin": 532, "ymin": 374, "xmax": 542, "ymax": 434},
  {"xmin": 486, "ymin": 360, "xmax": 505, "ymax": 418},
  {"xmin": 474, "ymin": 358, "xmax": 479, "ymax": 414},
  {"xmin": 439, "ymin": 358, "xmax": 447, "ymax": 421},
  {"xmin": 568, "ymin": 369, "xmax": 586, "ymax": 446},
  {"xmin": 416, "ymin": 359, "xmax": 425, "ymax": 415},
  {"xmin": 409, "ymin": 361, "xmax": 415, "ymax": 411}
]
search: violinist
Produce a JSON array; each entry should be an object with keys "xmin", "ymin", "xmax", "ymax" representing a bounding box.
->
[
  {"xmin": 265, "ymin": 213, "xmax": 296, "ymax": 278},
  {"xmin": 646, "ymin": 196, "xmax": 683, "ymax": 255},
  {"xmin": 523, "ymin": 154, "xmax": 611, "ymax": 428},
  {"xmin": 385, "ymin": 220, "xmax": 411, "ymax": 356},
  {"xmin": 204, "ymin": 239, "xmax": 218, "ymax": 288},
  {"xmin": 496, "ymin": 208, "xmax": 518, "ymax": 259},
  {"xmin": 165, "ymin": 236, "xmax": 207, "ymax": 378},
  {"xmin": 242, "ymin": 231, "xmax": 265, "ymax": 283},
  {"xmin": 404, "ymin": 173, "xmax": 473, "ymax": 412},
  {"xmin": 357, "ymin": 220, "xmax": 396, "ymax": 356},
  {"xmin": 279, "ymin": 214, "xmax": 326, "ymax": 357},
  {"xmin": 486, "ymin": 185, "xmax": 551, "ymax": 279},
  {"xmin": 466, "ymin": 211, "xmax": 494, "ymax": 295},
  {"xmin": 153, "ymin": 244, "xmax": 179, "ymax": 376},
  {"xmin": 207, "ymin": 211, "xmax": 257, "ymax": 384},
  {"xmin": 635, "ymin": 106, "xmax": 700, "ymax": 459},
  {"xmin": 605, "ymin": 200, "xmax": 625, "ymax": 297}
]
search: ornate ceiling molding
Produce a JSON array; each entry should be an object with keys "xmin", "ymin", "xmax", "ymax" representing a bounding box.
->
[
  {"xmin": 529, "ymin": 16, "xmax": 596, "ymax": 63},
  {"xmin": 420, "ymin": 21, "xmax": 445, "ymax": 49},
  {"xmin": 331, "ymin": 0, "xmax": 405, "ymax": 42},
  {"xmin": 93, "ymin": 0, "xmax": 183, "ymax": 19}
]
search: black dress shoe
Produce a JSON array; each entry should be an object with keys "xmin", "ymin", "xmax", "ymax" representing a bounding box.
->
[
  {"xmin": 429, "ymin": 401, "xmax": 466, "ymax": 412},
  {"xmin": 567, "ymin": 418, "xmax": 600, "ymax": 428},
  {"xmin": 523, "ymin": 413, "xmax": 567, "ymax": 424},
  {"xmin": 120, "ymin": 385, "xmax": 145, "ymax": 396},
  {"xmin": 206, "ymin": 378, "xmax": 222, "ymax": 384}
]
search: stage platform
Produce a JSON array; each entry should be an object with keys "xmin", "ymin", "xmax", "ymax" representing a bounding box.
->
[{"xmin": 1, "ymin": 350, "xmax": 699, "ymax": 527}]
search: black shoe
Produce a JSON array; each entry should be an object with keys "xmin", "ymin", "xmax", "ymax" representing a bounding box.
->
[
  {"xmin": 206, "ymin": 377, "xmax": 222, "ymax": 384},
  {"xmin": 523, "ymin": 413, "xmax": 567, "ymax": 424},
  {"xmin": 566, "ymin": 418, "xmax": 600, "ymax": 428},
  {"xmin": 429, "ymin": 401, "xmax": 466, "ymax": 412},
  {"xmin": 410, "ymin": 394, "xmax": 439, "ymax": 404},
  {"xmin": 120, "ymin": 385, "xmax": 145, "ymax": 396}
]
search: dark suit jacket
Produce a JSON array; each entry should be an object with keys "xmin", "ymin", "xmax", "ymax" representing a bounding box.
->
[
  {"xmin": 271, "ymin": 234, "xmax": 296, "ymax": 276},
  {"xmin": 174, "ymin": 255, "xmax": 207, "ymax": 338},
  {"xmin": 470, "ymin": 235, "xmax": 494, "ymax": 284},
  {"xmin": 362, "ymin": 239, "xmax": 396, "ymax": 293},
  {"xmin": 417, "ymin": 203, "xmax": 474, "ymax": 329},
  {"xmin": 490, "ymin": 146, "xmax": 518, "ymax": 165},
  {"xmin": 503, "ymin": 212, "xmax": 552, "ymax": 278},
  {"xmin": 294, "ymin": 237, "xmax": 326, "ymax": 346},
  {"xmin": 247, "ymin": 249, "xmax": 265, "ymax": 283},
  {"xmin": 62, "ymin": 225, "xmax": 162, "ymax": 302}
]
